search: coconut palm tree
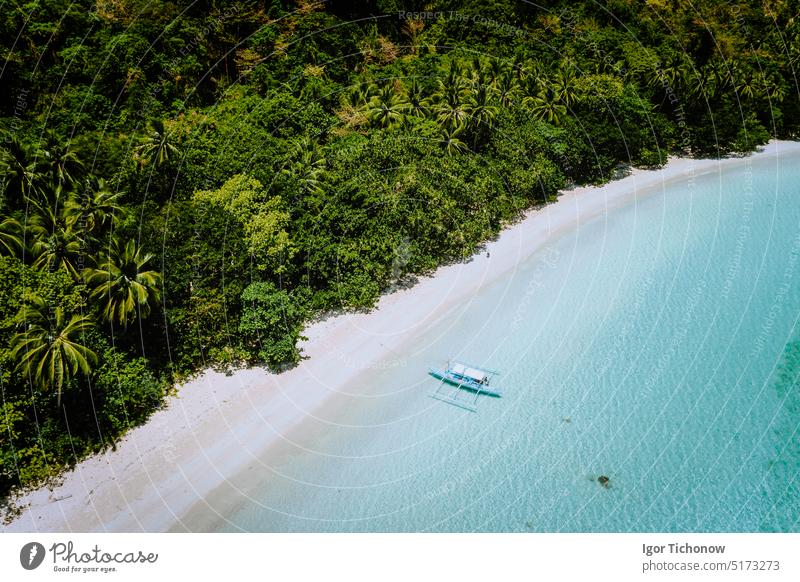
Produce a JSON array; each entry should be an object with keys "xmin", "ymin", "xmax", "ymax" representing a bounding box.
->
[
  {"xmin": 401, "ymin": 18, "xmax": 424, "ymax": 55},
  {"xmin": 0, "ymin": 215, "xmax": 24, "ymax": 257},
  {"xmin": 358, "ymin": 24, "xmax": 382, "ymax": 64},
  {"xmin": 345, "ymin": 81, "xmax": 377, "ymax": 109},
  {"xmin": 84, "ymin": 237, "xmax": 162, "ymax": 328},
  {"xmin": 0, "ymin": 136, "xmax": 43, "ymax": 205},
  {"xmin": 698, "ymin": 59, "xmax": 735, "ymax": 100},
  {"xmin": 520, "ymin": 71, "xmax": 545, "ymax": 104},
  {"xmin": 405, "ymin": 79, "xmax": 430, "ymax": 118},
  {"xmin": 41, "ymin": 131, "xmax": 84, "ymax": 187},
  {"xmin": 10, "ymin": 295, "xmax": 96, "ymax": 405},
  {"xmin": 433, "ymin": 76, "xmax": 470, "ymax": 131},
  {"xmin": 366, "ymin": 84, "xmax": 408, "ymax": 128},
  {"xmin": 649, "ymin": 57, "xmax": 681, "ymax": 91},
  {"xmin": 487, "ymin": 58, "xmax": 510, "ymax": 86},
  {"xmin": 282, "ymin": 137, "xmax": 326, "ymax": 197},
  {"xmin": 26, "ymin": 187, "xmax": 85, "ymax": 280},
  {"xmin": 495, "ymin": 72, "xmax": 519, "ymax": 108},
  {"xmin": 337, "ymin": 82, "xmax": 376, "ymax": 129},
  {"xmin": 526, "ymin": 86, "xmax": 567, "ymax": 125},
  {"xmin": 134, "ymin": 119, "xmax": 179, "ymax": 168},
  {"xmin": 518, "ymin": 60, "xmax": 547, "ymax": 90},
  {"xmin": 683, "ymin": 66, "xmax": 709, "ymax": 99},
  {"xmin": 64, "ymin": 177, "xmax": 124, "ymax": 233},
  {"xmin": 440, "ymin": 125, "xmax": 468, "ymax": 156},
  {"xmin": 553, "ymin": 65, "xmax": 578, "ymax": 107},
  {"xmin": 444, "ymin": 61, "xmax": 465, "ymax": 88},
  {"xmin": 468, "ymin": 56, "xmax": 488, "ymax": 88},
  {"xmin": 511, "ymin": 54, "xmax": 529, "ymax": 83},
  {"xmin": 788, "ymin": 36, "xmax": 800, "ymax": 69},
  {"xmin": 465, "ymin": 84, "xmax": 498, "ymax": 147}
]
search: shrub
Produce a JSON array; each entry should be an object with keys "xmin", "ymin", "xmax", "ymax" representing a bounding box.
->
[{"xmin": 239, "ymin": 283, "xmax": 304, "ymax": 368}]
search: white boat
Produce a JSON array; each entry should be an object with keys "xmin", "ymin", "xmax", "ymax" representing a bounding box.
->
[{"xmin": 428, "ymin": 361, "xmax": 502, "ymax": 412}]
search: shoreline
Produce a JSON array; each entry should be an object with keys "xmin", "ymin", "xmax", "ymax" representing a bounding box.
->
[{"xmin": 5, "ymin": 140, "xmax": 800, "ymax": 533}]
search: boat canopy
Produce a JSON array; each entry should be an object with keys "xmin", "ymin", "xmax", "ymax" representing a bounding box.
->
[
  {"xmin": 428, "ymin": 360, "xmax": 502, "ymax": 412},
  {"xmin": 451, "ymin": 363, "xmax": 488, "ymax": 384}
]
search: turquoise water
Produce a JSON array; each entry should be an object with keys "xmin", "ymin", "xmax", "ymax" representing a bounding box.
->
[{"xmin": 208, "ymin": 152, "xmax": 800, "ymax": 532}]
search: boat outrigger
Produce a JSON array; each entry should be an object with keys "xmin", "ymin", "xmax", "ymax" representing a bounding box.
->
[{"xmin": 428, "ymin": 361, "xmax": 502, "ymax": 412}]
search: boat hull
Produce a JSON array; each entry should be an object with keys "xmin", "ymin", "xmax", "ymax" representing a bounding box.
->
[{"xmin": 428, "ymin": 369, "xmax": 502, "ymax": 397}]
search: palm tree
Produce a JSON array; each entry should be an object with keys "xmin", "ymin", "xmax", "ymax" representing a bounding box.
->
[
  {"xmin": 684, "ymin": 66, "xmax": 709, "ymax": 100},
  {"xmin": 0, "ymin": 215, "xmax": 24, "ymax": 257},
  {"xmin": 487, "ymin": 58, "xmax": 510, "ymax": 86},
  {"xmin": 510, "ymin": 54, "xmax": 528, "ymax": 82},
  {"xmin": 41, "ymin": 131, "xmax": 84, "ymax": 187},
  {"xmin": 26, "ymin": 187, "xmax": 85, "ymax": 280},
  {"xmin": 405, "ymin": 79, "xmax": 430, "ymax": 118},
  {"xmin": 553, "ymin": 66, "xmax": 578, "ymax": 107},
  {"xmin": 0, "ymin": 136, "xmax": 43, "ymax": 205},
  {"xmin": 358, "ymin": 24, "xmax": 382, "ymax": 64},
  {"xmin": 465, "ymin": 84, "xmax": 498, "ymax": 147},
  {"xmin": 344, "ymin": 81, "xmax": 377, "ymax": 109},
  {"xmin": 520, "ymin": 72, "xmax": 545, "ymax": 104},
  {"xmin": 788, "ymin": 36, "xmax": 800, "ymax": 69},
  {"xmin": 495, "ymin": 72, "xmax": 519, "ymax": 108},
  {"xmin": 366, "ymin": 84, "xmax": 408, "ymax": 129},
  {"xmin": 401, "ymin": 18, "xmax": 424, "ymax": 55},
  {"xmin": 444, "ymin": 61, "xmax": 464, "ymax": 87},
  {"xmin": 84, "ymin": 237, "xmax": 162, "ymax": 328},
  {"xmin": 65, "ymin": 177, "xmax": 124, "ymax": 233},
  {"xmin": 336, "ymin": 82, "xmax": 375, "ymax": 129},
  {"xmin": 282, "ymin": 137, "xmax": 326, "ymax": 197},
  {"xmin": 468, "ymin": 57, "xmax": 488, "ymax": 88},
  {"xmin": 526, "ymin": 86, "xmax": 567, "ymax": 125},
  {"xmin": 518, "ymin": 60, "xmax": 547, "ymax": 90},
  {"xmin": 652, "ymin": 57, "xmax": 682, "ymax": 91},
  {"xmin": 10, "ymin": 295, "xmax": 96, "ymax": 405},
  {"xmin": 433, "ymin": 76, "xmax": 470, "ymax": 131},
  {"xmin": 440, "ymin": 126, "xmax": 468, "ymax": 156},
  {"xmin": 134, "ymin": 119, "xmax": 179, "ymax": 168}
]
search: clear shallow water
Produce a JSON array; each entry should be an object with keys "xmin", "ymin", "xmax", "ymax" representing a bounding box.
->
[{"xmin": 211, "ymin": 153, "xmax": 800, "ymax": 532}]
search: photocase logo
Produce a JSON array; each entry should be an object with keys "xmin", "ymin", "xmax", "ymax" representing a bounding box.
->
[{"xmin": 20, "ymin": 542, "xmax": 46, "ymax": 570}]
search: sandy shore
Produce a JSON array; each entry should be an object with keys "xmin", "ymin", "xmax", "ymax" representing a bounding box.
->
[{"xmin": 5, "ymin": 140, "xmax": 799, "ymax": 533}]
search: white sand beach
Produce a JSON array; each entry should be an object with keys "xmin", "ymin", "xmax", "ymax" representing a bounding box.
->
[{"xmin": 5, "ymin": 141, "xmax": 800, "ymax": 533}]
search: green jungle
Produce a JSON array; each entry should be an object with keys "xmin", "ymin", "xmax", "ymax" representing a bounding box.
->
[{"xmin": 0, "ymin": 0, "xmax": 797, "ymax": 501}]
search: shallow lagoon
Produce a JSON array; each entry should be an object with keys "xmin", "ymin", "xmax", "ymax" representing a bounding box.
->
[{"xmin": 207, "ymin": 152, "xmax": 800, "ymax": 532}]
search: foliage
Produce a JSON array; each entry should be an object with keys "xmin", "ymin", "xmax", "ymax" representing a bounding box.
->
[
  {"xmin": 84, "ymin": 238, "xmax": 163, "ymax": 328},
  {"xmin": 93, "ymin": 344, "xmax": 166, "ymax": 433},
  {"xmin": 10, "ymin": 295, "xmax": 97, "ymax": 405},
  {"xmin": 0, "ymin": 0, "xmax": 796, "ymax": 499},
  {"xmin": 239, "ymin": 282, "xmax": 304, "ymax": 368},
  {"xmin": 193, "ymin": 174, "xmax": 295, "ymax": 275}
]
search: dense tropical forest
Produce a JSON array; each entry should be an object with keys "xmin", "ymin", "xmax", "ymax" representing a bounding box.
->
[{"xmin": 0, "ymin": 0, "xmax": 797, "ymax": 501}]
